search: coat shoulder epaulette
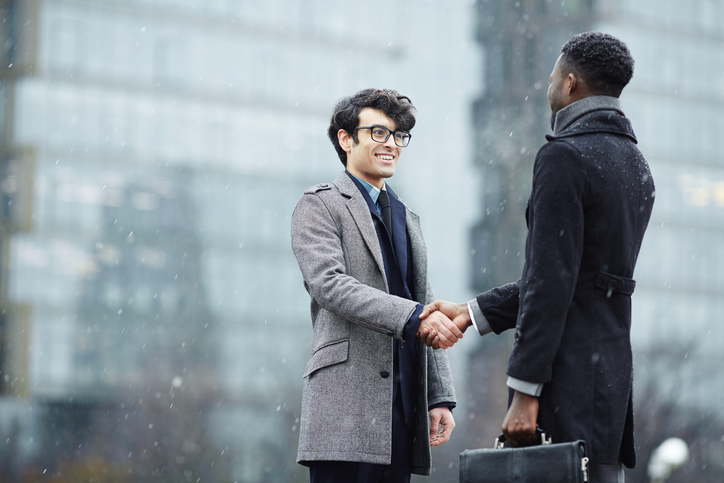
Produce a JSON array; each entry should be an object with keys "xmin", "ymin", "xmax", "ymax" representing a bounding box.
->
[{"xmin": 304, "ymin": 183, "xmax": 333, "ymax": 195}]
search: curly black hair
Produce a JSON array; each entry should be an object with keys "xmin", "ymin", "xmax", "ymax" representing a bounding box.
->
[
  {"xmin": 560, "ymin": 31, "xmax": 634, "ymax": 98},
  {"xmin": 328, "ymin": 88, "xmax": 416, "ymax": 165}
]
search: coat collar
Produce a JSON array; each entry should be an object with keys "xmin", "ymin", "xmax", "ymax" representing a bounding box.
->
[
  {"xmin": 334, "ymin": 172, "xmax": 388, "ymax": 286},
  {"xmin": 553, "ymin": 96, "xmax": 623, "ymax": 134},
  {"xmin": 549, "ymin": 95, "xmax": 637, "ymax": 144},
  {"xmin": 335, "ymin": 171, "xmax": 363, "ymax": 199}
]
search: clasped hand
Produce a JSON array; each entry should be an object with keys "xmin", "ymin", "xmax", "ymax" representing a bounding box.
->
[{"xmin": 416, "ymin": 300, "xmax": 472, "ymax": 349}]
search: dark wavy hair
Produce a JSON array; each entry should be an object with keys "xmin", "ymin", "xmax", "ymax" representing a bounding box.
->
[
  {"xmin": 328, "ymin": 88, "xmax": 416, "ymax": 165},
  {"xmin": 560, "ymin": 31, "xmax": 634, "ymax": 98}
]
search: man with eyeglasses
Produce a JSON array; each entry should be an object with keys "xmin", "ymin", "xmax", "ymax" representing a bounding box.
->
[{"xmin": 291, "ymin": 88, "xmax": 461, "ymax": 483}]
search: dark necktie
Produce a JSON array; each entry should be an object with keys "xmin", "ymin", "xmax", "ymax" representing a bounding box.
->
[{"xmin": 378, "ymin": 189, "xmax": 393, "ymax": 244}]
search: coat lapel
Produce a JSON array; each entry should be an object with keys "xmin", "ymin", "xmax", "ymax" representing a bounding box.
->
[{"xmin": 334, "ymin": 173, "xmax": 388, "ymax": 289}]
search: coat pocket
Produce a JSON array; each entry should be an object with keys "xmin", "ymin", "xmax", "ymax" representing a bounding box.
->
[{"xmin": 303, "ymin": 338, "xmax": 349, "ymax": 378}]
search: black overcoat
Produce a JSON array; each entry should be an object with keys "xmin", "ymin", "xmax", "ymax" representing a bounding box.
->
[{"xmin": 477, "ymin": 107, "xmax": 655, "ymax": 467}]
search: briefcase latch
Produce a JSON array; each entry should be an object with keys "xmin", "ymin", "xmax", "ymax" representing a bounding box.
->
[{"xmin": 582, "ymin": 456, "xmax": 590, "ymax": 482}]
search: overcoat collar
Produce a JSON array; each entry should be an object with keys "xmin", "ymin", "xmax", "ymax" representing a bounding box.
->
[
  {"xmin": 553, "ymin": 95, "xmax": 623, "ymax": 133},
  {"xmin": 334, "ymin": 172, "xmax": 388, "ymax": 287},
  {"xmin": 549, "ymin": 95, "xmax": 637, "ymax": 144}
]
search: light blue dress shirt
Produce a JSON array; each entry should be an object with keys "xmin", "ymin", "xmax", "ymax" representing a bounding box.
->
[{"xmin": 347, "ymin": 172, "xmax": 384, "ymax": 215}]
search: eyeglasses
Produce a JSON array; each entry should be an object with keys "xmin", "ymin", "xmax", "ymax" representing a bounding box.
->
[{"xmin": 354, "ymin": 125, "xmax": 412, "ymax": 148}]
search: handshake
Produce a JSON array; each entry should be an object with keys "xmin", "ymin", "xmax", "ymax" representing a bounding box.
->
[{"xmin": 416, "ymin": 300, "xmax": 473, "ymax": 349}]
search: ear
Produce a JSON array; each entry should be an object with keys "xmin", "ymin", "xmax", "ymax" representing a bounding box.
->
[
  {"xmin": 567, "ymin": 73, "xmax": 578, "ymax": 95},
  {"xmin": 338, "ymin": 129, "xmax": 353, "ymax": 154}
]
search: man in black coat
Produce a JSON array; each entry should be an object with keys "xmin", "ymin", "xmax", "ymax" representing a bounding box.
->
[{"xmin": 418, "ymin": 32, "xmax": 655, "ymax": 482}]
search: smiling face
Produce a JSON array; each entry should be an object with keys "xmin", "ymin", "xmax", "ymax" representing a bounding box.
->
[{"xmin": 339, "ymin": 107, "xmax": 403, "ymax": 189}]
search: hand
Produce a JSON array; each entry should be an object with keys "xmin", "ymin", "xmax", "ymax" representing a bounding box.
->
[
  {"xmin": 429, "ymin": 407, "xmax": 455, "ymax": 446},
  {"xmin": 418, "ymin": 300, "xmax": 472, "ymax": 348},
  {"xmin": 501, "ymin": 390, "xmax": 539, "ymax": 447},
  {"xmin": 416, "ymin": 311, "xmax": 463, "ymax": 349}
]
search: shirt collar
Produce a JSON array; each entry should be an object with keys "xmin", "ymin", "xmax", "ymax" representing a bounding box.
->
[{"xmin": 346, "ymin": 171, "xmax": 385, "ymax": 204}]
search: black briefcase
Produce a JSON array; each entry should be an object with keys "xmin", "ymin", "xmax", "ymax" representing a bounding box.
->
[{"xmin": 459, "ymin": 432, "xmax": 589, "ymax": 483}]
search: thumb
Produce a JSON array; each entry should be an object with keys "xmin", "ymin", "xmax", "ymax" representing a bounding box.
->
[{"xmin": 420, "ymin": 303, "xmax": 438, "ymax": 320}]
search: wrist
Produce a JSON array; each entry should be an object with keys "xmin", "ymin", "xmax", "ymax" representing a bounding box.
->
[
  {"xmin": 513, "ymin": 390, "xmax": 539, "ymax": 406},
  {"xmin": 458, "ymin": 303, "xmax": 472, "ymax": 328},
  {"xmin": 454, "ymin": 317, "xmax": 471, "ymax": 332}
]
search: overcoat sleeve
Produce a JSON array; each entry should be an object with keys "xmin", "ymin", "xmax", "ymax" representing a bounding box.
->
[
  {"xmin": 506, "ymin": 140, "xmax": 587, "ymax": 383},
  {"xmin": 291, "ymin": 190, "xmax": 418, "ymax": 339},
  {"xmin": 475, "ymin": 280, "xmax": 520, "ymax": 334},
  {"xmin": 426, "ymin": 344, "xmax": 457, "ymax": 407}
]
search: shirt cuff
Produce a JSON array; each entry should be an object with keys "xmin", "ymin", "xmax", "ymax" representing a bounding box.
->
[
  {"xmin": 507, "ymin": 376, "xmax": 543, "ymax": 397},
  {"xmin": 468, "ymin": 299, "xmax": 493, "ymax": 336}
]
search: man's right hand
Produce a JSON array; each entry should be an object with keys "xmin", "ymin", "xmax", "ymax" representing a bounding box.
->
[
  {"xmin": 501, "ymin": 390, "xmax": 539, "ymax": 447},
  {"xmin": 416, "ymin": 311, "xmax": 464, "ymax": 349},
  {"xmin": 418, "ymin": 300, "xmax": 472, "ymax": 348}
]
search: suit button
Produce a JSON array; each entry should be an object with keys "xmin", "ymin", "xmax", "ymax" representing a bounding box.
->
[{"xmin": 380, "ymin": 370, "xmax": 390, "ymax": 379}]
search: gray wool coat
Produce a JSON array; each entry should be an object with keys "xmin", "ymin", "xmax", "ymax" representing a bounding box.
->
[{"xmin": 290, "ymin": 172, "xmax": 456, "ymax": 475}]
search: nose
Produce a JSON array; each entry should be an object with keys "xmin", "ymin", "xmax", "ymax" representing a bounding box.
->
[{"xmin": 382, "ymin": 134, "xmax": 397, "ymax": 149}]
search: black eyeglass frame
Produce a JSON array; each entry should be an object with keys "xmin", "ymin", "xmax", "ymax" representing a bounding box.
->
[{"xmin": 354, "ymin": 125, "xmax": 412, "ymax": 147}]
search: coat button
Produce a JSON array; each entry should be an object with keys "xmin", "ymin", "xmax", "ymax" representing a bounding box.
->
[
  {"xmin": 380, "ymin": 370, "xmax": 390, "ymax": 378},
  {"xmin": 606, "ymin": 280, "xmax": 617, "ymax": 298}
]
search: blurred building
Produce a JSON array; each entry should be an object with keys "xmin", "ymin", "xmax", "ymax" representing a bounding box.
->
[
  {"xmin": 0, "ymin": 1, "xmax": 479, "ymax": 482},
  {"xmin": 8, "ymin": 0, "xmax": 721, "ymax": 481},
  {"xmin": 469, "ymin": 0, "xmax": 724, "ymax": 480}
]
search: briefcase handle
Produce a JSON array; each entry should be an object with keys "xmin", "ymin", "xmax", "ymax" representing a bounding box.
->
[{"xmin": 493, "ymin": 428, "xmax": 551, "ymax": 449}]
